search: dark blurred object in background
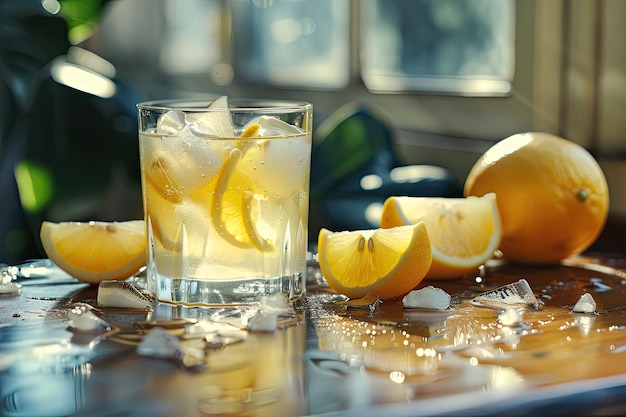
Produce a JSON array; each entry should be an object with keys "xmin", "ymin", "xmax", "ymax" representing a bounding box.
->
[
  {"xmin": 0, "ymin": 0, "xmax": 145, "ymax": 263},
  {"xmin": 0, "ymin": 0, "xmax": 71, "ymax": 263},
  {"xmin": 309, "ymin": 103, "xmax": 462, "ymax": 238}
]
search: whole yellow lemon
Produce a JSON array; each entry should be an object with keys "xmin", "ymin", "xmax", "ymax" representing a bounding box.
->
[{"xmin": 464, "ymin": 132, "xmax": 609, "ymax": 264}]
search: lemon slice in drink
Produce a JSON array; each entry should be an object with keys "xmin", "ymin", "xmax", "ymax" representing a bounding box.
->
[
  {"xmin": 210, "ymin": 123, "xmax": 273, "ymax": 251},
  {"xmin": 317, "ymin": 223, "xmax": 432, "ymax": 300},
  {"xmin": 380, "ymin": 193, "xmax": 501, "ymax": 279},
  {"xmin": 40, "ymin": 220, "xmax": 146, "ymax": 284},
  {"xmin": 211, "ymin": 165, "xmax": 273, "ymax": 251}
]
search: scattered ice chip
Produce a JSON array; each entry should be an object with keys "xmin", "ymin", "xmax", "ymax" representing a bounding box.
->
[
  {"xmin": 345, "ymin": 292, "xmax": 382, "ymax": 313},
  {"xmin": 247, "ymin": 293, "xmax": 296, "ymax": 332},
  {"xmin": 498, "ymin": 308, "xmax": 523, "ymax": 326},
  {"xmin": 260, "ymin": 293, "xmax": 296, "ymax": 317},
  {"xmin": 247, "ymin": 311, "xmax": 279, "ymax": 333},
  {"xmin": 137, "ymin": 327, "xmax": 180, "ymax": 358},
  {"xmin": 0, "ymin": 282, "xmax": 22, "ymax": 296},
  {"xmin": 188, "ymin": 96, "xmax": 235, "ymax": 138},
  {"xmin": 183, "ymin": 320, "xmax": 246, "ymax": 340},
  {"xmin": 1, "ymin": 265, "xmax": 16, "ymax": 283},
  {"xmin": 403, "ymin": 286, "xmax": 451, "ymax": 310},
  {"xmin": 177, "ymin": 339, "xmax": 207, "ymax": 370},
  {"xmin": 473, "ymin": 278, "xmax": 539, "ymax": 309},
  {"xmin": 67, "ymin": 303, "xmax": 111, "ymax": 333},
  {"xmin": 0, "ymin": 265, "xmax": 22, "ymax": 296},
  {"xmin": 573, "ymin": 293, "xmax": 597, "ymax": 313},
  {"xmin": 137, "ymin": 327, "xmax": 206, "ymax": 370},
  {"xmin": 204, "ymin": 332, "xmax": 247, "ymax": 350},
  {"xmin": 97, "ymin": 280, "xmax": 153, "ymax": 309}
]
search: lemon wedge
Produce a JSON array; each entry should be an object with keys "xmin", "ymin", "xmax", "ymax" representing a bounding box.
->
[
  {"xmin": 380, "ymin": 193, "xmax": 501, "ymax": 279},
  {"xmin": 40, "ymin": 220, "xmax": 146, "ymax": 284},
  {"xmin": 317, "ymin": 223, "xmax": 432, "ymax": 300}
]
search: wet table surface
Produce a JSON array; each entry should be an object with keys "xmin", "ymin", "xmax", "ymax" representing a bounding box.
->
[{"xmin": 4, "ymin": 255, "xmax": 626, "ymax": 417}]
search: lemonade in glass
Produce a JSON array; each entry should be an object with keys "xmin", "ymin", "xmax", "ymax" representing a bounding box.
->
[{"xmin": 137, "ymin": 97, "xmax": 312, "ymax": 305}]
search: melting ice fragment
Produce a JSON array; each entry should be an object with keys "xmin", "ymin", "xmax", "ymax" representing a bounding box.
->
[
  {"xmin": 260, "ymin": 293, "xmax": 296, "ymax": 316},
  {"xmin": 137, "ymin": 328, "xmax": 180, "ymax": 358},
  {"xmin": 247, "ymin": 293, "xmax": 296, "ymax": 332},
  {"xmin": 247, "ymin": 311, "xmax": 279, "ymax": 333},
  {"xmin": 473, "ymin": 278, "xmax": 539, "ymax": 309},
  {"xmin": 183, "ymin": 320, "xmax": 246, "ymax": 349},
  {"xmin": 0, "ymin": 282, "xmax": 21, "ymax": 296},
  {"xmin": 0, "ymin": 265, "xmax": 22, "ymax": 296},
  {"xmin": 67, "ymin": 303, "xmax": 111, "ymax": 333},
  {"xmin": 403, "ymin": 286, "xmax": 451, "ymax": 310},
  {"xmin": 137, "ymin": 327, "xmax": 206, "ymax": 370},
  {"xmin": 573, "ymin": 292, "xmax": 596, "ymax": 313},
  {"xmin": 97, "ymin": 280, "xmax": 153, "ymax": 309}
]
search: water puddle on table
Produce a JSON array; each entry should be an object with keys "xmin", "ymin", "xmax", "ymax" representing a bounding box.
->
[{"xmin": 305, "ymin": 256, "xmax": 626, "ymax": 411}]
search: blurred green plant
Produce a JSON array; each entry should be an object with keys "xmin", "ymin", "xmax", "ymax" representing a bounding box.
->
[
  {"xmin": 14, "ymin": 161, "xmax": 54, "ymax": 215},
  {"xmin": 58, "ymin": 0, "xmax": 105, "ymax": 44}
]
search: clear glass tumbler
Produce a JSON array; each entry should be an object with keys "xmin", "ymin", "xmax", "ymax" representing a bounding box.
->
[{"xmin": 137, "ymin": 97, "xmax": 312, "ymax": 305}]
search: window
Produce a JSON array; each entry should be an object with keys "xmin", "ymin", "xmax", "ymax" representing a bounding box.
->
[
  {"xmin": 230, "ymin": 0, "xmax": 350, "ymax": 89},
  {"xmin": 360, "ymin": 0, "xmax": 515, "ymax": 96},
  {"xmin": 160, "ymin": 0, "xmax": 223, "ymax": 75},
  {"xmin": 110, "ymin": 0, "xmax": 514, "ymax": 96}
]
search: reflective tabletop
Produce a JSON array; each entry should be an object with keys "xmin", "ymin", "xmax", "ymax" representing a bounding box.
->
[{"xmin": 3, "ymin": 255, "xmax": 626, "ymax": 417}]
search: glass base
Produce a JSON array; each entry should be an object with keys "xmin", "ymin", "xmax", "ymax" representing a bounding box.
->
[{"xmin": 151, "ymin": 273, "xmax": 305, "ymax": 306}]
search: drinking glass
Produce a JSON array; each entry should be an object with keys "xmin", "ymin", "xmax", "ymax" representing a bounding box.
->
[{"xmin": 137, "ymin": 97, "xmax": 312, "ymax": 305}]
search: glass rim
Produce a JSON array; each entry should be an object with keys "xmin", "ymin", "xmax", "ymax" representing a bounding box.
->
[{"xmin": 137, "ymin": 98, "xmax": 312, "ymax": 113}]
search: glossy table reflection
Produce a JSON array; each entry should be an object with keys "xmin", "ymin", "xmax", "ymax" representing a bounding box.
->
[{"xmin": 4, "ymin": 256, "xmax": 626, "ymax": 416}]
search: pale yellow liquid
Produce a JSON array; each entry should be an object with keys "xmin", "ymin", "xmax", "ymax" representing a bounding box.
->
[{"xmin": 139, "ymin": 129, "xmax": 311, "ymax": 305}]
